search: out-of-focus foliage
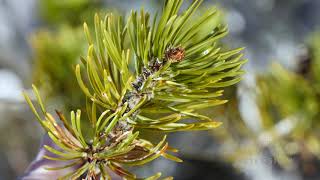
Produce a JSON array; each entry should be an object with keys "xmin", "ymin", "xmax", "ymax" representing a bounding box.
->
[
  {"xmin": 31, "ymin": 27, "xmax": 86, "ymax": 111},
  {"xmin": 206, "ymin": 33, "xmax": 320, "ymax": 173},
  {"xmin": 254, "ymin": 33, "xmax": 320, "ymax": 168},
  {"xmin": 39, "ymin": 0, "xmax": 103, "ymax": 26},
  {"xmin": 31, "ymin": 0, "xmax": 106, "ymax": 111}
]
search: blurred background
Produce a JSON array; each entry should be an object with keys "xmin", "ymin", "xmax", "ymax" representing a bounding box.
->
[{"xmin": 0, "ymin": 0, "xmax": 320, "ymax": 179}]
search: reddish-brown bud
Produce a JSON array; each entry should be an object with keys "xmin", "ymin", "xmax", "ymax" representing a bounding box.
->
[{"xmin": 165, "ymin": 46, "xmax": 185, "ymax": 63}]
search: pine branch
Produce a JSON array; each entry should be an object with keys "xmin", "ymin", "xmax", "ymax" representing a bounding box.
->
[
  {"xmin": 24, "ymin": 0, "xmax": 246, "ymax": 179},
  {"xmin": 77, "ymin": 0, "xmax": 246, "ymax": 133}
]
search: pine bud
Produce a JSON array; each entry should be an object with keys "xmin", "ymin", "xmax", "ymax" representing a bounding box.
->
[{"xmin": 165, "ymin": 46, "xmax": 185, "ymax": 63}]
